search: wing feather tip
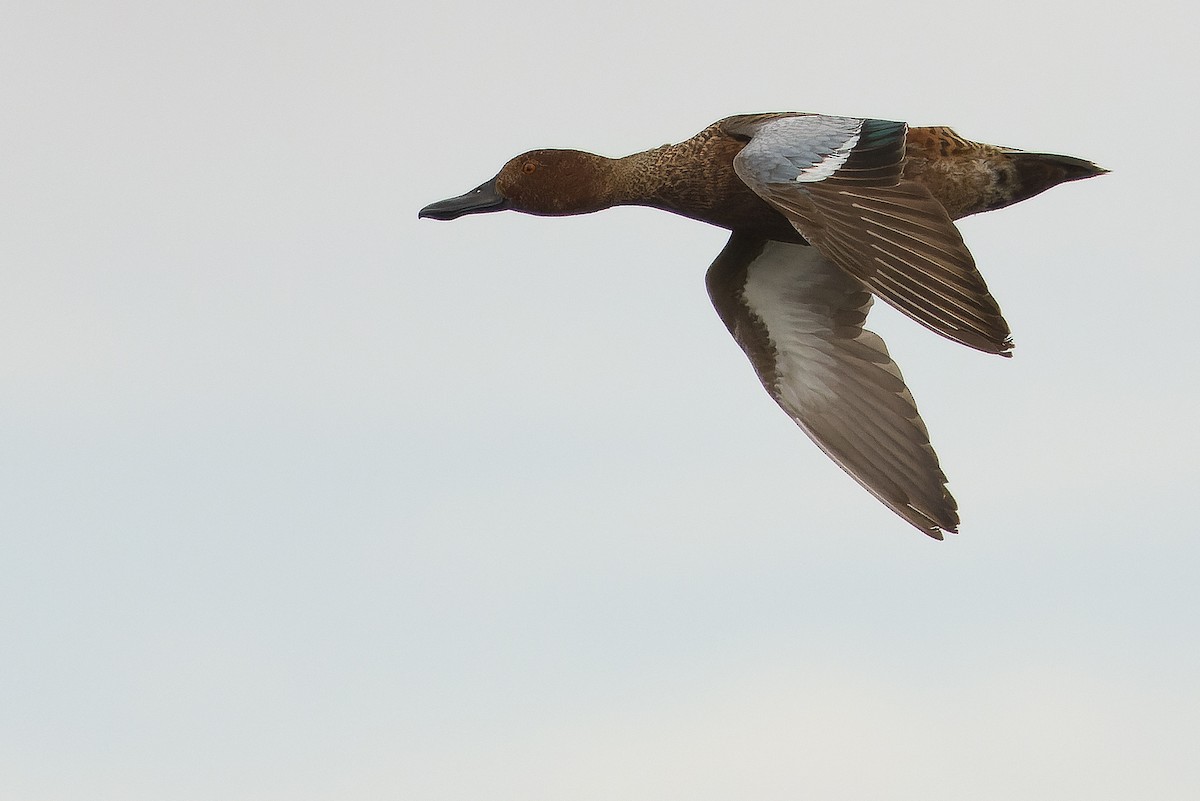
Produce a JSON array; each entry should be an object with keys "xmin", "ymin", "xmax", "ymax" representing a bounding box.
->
[
  {"xmin": 903, "ymin": 499, "xmax": 958, "ymax": 540},
  {"xmin": 919, "ymin": 516, "xmax": 956, "ymax": 540}
]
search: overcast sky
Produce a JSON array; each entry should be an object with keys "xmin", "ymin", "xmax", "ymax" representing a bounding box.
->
[{"xmin": 3, "ymin": 2, "xmax": 1198, "ymax": 800}]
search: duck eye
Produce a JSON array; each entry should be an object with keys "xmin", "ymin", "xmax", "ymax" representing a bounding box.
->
[{"xmin": 521, "ymin": 161, "xmax": 537, "ymax": 174}]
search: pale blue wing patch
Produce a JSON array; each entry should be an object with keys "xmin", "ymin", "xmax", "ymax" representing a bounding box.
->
[{"xmin": 734, "ymin": 115, "xmax": 866, "ymax": 185}]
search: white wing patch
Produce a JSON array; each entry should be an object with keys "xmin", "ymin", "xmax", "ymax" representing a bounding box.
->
[{"xmin": 795, "ymin": 130, "xmax": 861, "ymax": 183}]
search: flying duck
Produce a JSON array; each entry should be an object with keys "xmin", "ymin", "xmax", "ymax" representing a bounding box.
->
[{"xmin": 419, "ymin": 112, "xmax": 1106, "ymax": 538}]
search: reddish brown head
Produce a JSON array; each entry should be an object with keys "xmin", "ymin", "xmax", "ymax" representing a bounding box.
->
[{"xmin": 419, "ymin": 149, "xmax": 616, "ymax": 221}]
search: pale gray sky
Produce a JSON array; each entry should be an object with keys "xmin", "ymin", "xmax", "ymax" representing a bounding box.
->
[{"xmin": 3, "ymin": 1, "xmax": 1198, "ymax": 799}]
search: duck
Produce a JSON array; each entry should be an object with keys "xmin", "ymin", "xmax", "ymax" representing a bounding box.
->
[{"xmin": 419, "ymin": 112, "xmax": 1106, "ymax": 539}]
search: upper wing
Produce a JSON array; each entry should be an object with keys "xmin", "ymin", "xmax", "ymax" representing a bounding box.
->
[
  {"xmin": 706, "ymin": 231, "xmax": 959, "ymax": 538},
  {"xmin": 721, "ymin": 114, "xmax": 1013, "ymax": 356}
]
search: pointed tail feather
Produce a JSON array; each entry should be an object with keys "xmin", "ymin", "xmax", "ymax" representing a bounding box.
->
[{"xmin": 1000, "ymin": 151, "xmax": 1109, "ymax": 209}]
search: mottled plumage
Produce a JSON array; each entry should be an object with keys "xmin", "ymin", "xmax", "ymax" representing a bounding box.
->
[{"xmin": 420, "ymin": 112, "xmax": 1106, "ymax": 538}]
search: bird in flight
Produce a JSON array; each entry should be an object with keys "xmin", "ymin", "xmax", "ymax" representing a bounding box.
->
[{"xmin": 420, "ymin": 112, "xmax": 1106, "ymax": 538}]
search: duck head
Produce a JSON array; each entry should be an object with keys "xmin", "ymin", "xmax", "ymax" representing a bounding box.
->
[{"xmin": 419, "ymin": 149, "xmax": 617, "ymax": 220}]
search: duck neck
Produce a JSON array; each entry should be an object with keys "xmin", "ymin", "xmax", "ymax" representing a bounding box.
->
[
  {"xmin": 610, "ymin": 145, "xmax": 676, "ymax": 208},
  {"xmin": 543, "ymin": 150, "xmax": 629, "ymax": 215}
]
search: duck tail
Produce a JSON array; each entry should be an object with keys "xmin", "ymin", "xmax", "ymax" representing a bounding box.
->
[{"xmin": 1003, "ymin": 150, "xmax": 1109, "ymax": 208}]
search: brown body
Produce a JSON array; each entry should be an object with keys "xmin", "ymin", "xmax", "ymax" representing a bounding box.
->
[{"xmin": 582, "ymin": 119, "xmax": 1103, "ymax": 240}]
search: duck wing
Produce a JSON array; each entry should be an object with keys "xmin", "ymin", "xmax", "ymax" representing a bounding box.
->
[
  {"xmin": 721, "ymin": 113, "xmax": 1012, "ymax": 356},
  {"xmin": 706, "ymin": 231, "xmax": 959, "ymax": 538}
]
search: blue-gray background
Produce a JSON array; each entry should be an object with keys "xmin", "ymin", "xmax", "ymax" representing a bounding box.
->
[{"xmin": 4, "ymin": 2, "xmax": 1197, "ymax": 799}]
